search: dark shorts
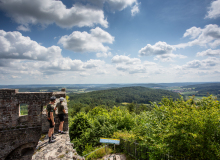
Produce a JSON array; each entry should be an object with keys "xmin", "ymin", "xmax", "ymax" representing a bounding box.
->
[
  {"xmin": 58, "ymin": 114, "xmax": 65, "ymax": 122},
  {"xmin": 48, "ymin": 118, "xmax": 55, "ymax": 128}
]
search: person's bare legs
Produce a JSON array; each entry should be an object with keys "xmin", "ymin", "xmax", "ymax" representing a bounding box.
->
[
  {"xmin": 48, "ymin": 128, "xmax": 54, "ymax": 142},
  {"xmin": 59, "ymin": 121, "xmax": 64, "ymax": 131},
  {"xmin": 48, "ymin": 128, "xmax": 53, "ymax": 137}
]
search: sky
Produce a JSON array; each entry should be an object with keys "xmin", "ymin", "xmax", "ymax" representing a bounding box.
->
[{"xmin": 0, "ymin": 0, "xmax": 220, "ymax": 85}]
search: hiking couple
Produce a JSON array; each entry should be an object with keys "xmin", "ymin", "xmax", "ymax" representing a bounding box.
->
[{"xmin": 47, "ymin": 96, "xmax": 66, "ymax": 143}]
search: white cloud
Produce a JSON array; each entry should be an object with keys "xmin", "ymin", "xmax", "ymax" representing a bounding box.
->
[
  {"xmin": 40, "ymin": 58, "xmax": 84, "ymax": 71},
  {"xmin": 58, "ymin": 27, "xmax": 114, "ymax": 53},
  {"xmin": 139, "ymin": 41, "xmax": 176, "ymax": 56},
  {"xmin": 183, "ymin": 27, "xmax": 202, "ymax": 39},
  {"xmin": 176, "ymin": 24, "xmax": 220, "ymax": 48},
  {"xmin": 83, "ymin": 59, "xmax": 105, "ymax": 69},
  {"xmin": 0, "ymin": 30, "xmax": 62, "ymax": 60},
  {"xmin": 106, "ymin": 0, "xmax": 138, "ymax": 12},
  {"xmin": 111, "ymin": 55, "xmax": 163, "ymax": 75},
  {"xmin": 197, "ymin": 49, "xmax": 220, "ymax": 57},
  {"xmin": 11, "ymin": 75, "xmax": 21, "ymax": 79},
  {"xmin": 177, "ymin": 57, "xmax": 219, "ymax": 70},
  {"xmin": 131, "ymin": 2, "xmax": 140, "ymax": 16},
  {"xmin": 205, "ymin": 0, "xmax": 220, "ymax": 19},
  {"xmin": 81, "ymin": 0, "xmax": 139, "ymax": 16},
  {"xmin": 111, "ymin": 55, "xmax": 141, "ymax": 64},
  {"xmin": 96, "ymin": 70, "xmax": 107, "ymax": 74},
  {"xmin": 154, "ymin": 53, "xmax": 187, "ymax": 62},
  {"xmin": 16, "ymin": 25, "xmax": 30, "ymax": 32},
  {"xmin": 0, "ymin": 0, "xmax": 108, "ymax": 28},
  {"xmin": 80, "ymin": 72, "xmax": 90, "ymax": 77},
  {"xmin": 96, "ymin": 52, "xmax": 112, "ymax": 58},
  {"xmin": 0, "ymin": 30, "xmax": 110, "ymax": 79},
  {"xmin": 116, "ymin": 65, "xmax": 146, "ymax": 74},
  {"xmin": 210, "ymin": 39, "xmax": 220, "ymax": 48}
]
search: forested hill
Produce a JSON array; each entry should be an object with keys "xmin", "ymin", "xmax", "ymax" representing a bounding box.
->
[
  {"xmin": 181, "ymin": 82, "xmax": 220, "ymax": 96},
  {"xmin": 68, "ymin": 86, "xmax": 180, "ymax": 106}
]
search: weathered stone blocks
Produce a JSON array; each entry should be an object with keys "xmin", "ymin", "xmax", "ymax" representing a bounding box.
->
[{"xmin": 0, "ymin": 88, "xmax": 66, "ymax": 160}]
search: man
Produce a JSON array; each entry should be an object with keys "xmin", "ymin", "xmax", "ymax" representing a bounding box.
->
[
  {"xmin": 46, "ymin": 96, "xmax": 57, "ymax": 143},
  {"xmin": 55, "ymin": 97, "xmax": 66, "ymax": 134}
]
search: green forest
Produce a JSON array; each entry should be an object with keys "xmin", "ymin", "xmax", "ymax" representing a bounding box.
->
[
  {"xmin": 67, "ymin": 86, "xmax": 220, "ymax": 159},
  {"xmin": 182, "ymin": 83, "xmax": 220, "ymax": 96},
  {"xmin": 68, "ymin": 86, "xmax": 179, "ymax": 111}
]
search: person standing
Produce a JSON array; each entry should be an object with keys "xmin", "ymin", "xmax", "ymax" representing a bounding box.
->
[
  {"xmin": 55, "ymin": 97, "xmax": 66, "ymax": 134},
  {"xmin": 47, "ymin": 96, "xmax": 57, "ymax": 143}
]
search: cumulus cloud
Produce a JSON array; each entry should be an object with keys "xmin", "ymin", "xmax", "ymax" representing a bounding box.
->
[
  {"xmin": 83, "ymin": 59, "xmax": 105, "ymax": 69},
  {"xmin": 112, "ymin": 55, "xmax": 145, "ymax": 74},
  {"xmin": 178, "ymin": 57, "xmax": 219, "ymax": 70},
  {"xmin": 0, "ymin": 30, "xmax": 62, "ymax": 60},
  {"xmin": 197, "ymin": 49, "xmax": 220, "ymax": 57},
  {"xmin": 58, "ymin": 27, "xmax": 114, "ymax": 53},
  {"xmin": 183, "ymin": 27, "xmax": 202, "ymax": 39},
  {"xmin": 40, "ymin": 58, "xmax": 84, "ymax": 71},
  {"xmin": 139, "ymin": 41, "xmax": 176, "ymax": 56},
  {"xmin": 154, "ymin": 53, "xmax": 187, "ymax": 62},
  {"xmin": 111, "ymin": 55, "xmax": 162, "ymax": 75},
  {"xmin": 16, "ymin": 25, "xmax": 30, "ymax": 32},
  {"xmin": 11, "ymin": 75, "xmax": 21, "ymax": 79},
  {"xmin": 205, "ymin": 0, "xmax": 220, "ymax": 19},
  {"xmin": 96, "ymin": 52, "xmax": 112, "ymax": 58},
  {"xmin": 106, "ymin": 0, "xmax": 138, "ymax": 11},
  {"xmin": 0, "ymin": 30, "xmax": 109, "ymax": 78},
  {"xmin": 176, "ymin": 24, "xmax": 220, "ymax": 48},
  {"xmin": 0, "ymin": 0, "xmax": 108, "ymax": 28},
  {"xmin": 131, "ymin": 2, "xmax": 140, "ymax": 16},
  {"xmin": 77, "ymin": 0, "xmax": 139, "ymax": 16},
  {"xmin": 116, "ymin": 65, "xmax": 146, "ymax": 74},
  {"xmin": 96, "ymin": 70, "xmax": 107, "ymax": 74},
  {"xmin": 111, "ymin": 55, "xmax": 141, "ymax": 64},
  {"xmin": 80, "ymin": 72, "xmax": 90, "ymax": 77}
]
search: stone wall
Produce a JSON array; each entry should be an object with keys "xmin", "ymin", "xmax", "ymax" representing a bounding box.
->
[{"xmin": 0, "ymin": 89, "xmax": 66, "ymax": 160}]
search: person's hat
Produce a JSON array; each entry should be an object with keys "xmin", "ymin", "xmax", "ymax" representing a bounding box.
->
[
  {"xmin": 50, "ymin": 96, "xmax": 56, "ymax": 101},
  {"xmin": 60, "ymin": 97, "xmax": 64, "ymax": 101}
]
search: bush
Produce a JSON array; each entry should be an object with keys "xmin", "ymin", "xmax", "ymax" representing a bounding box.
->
[
  {"xmin": 134, "ymin": 96, "xmax": 220, "ymax": 159},
  {"xmin": 69, "ymin": 96, "xmax": 220, "ymax": 159}
]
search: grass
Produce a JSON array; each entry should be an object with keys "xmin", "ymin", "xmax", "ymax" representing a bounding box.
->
[
  {"xmin": 39, "ymin": 134, "xmax": 46, "ymax": 141},
  {"xmin": 58, "ymin": 154, "xmax": 65, "ymax": 159},
  {"xmin": 166, "ymin": 87, "xmax": 182, "ymax": 90},
  {"xmin": 180, "ymin": 91, "xmax": 198, "ymax": 95},
  {"xmin": 85, "ymin": 146, "xmax": 112, "ymax": 160}
]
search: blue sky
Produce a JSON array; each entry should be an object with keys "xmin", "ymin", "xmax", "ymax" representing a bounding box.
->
[{"xmin": 0, "ymin": 0, "xmax": 220, "ymax": 84}]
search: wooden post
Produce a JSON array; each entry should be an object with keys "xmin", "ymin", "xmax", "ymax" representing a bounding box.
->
[{"xmin": 135, "ymin": 141, "xmax": 137, "ymax": 160}]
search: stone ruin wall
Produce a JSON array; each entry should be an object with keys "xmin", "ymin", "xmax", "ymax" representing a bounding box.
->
[{"xmin": 0, "ymin": 89, "xmax": 66, "ymax": 160}]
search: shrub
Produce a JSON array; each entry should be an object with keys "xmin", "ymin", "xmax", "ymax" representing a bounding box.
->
[{"xmin": 135, "ymin": 96, "xmax": 220, "ymax": 159}]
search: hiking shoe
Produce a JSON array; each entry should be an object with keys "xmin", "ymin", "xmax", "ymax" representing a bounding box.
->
[
  {"xmin": 61, "ymin": 131, "xmax": 66, "ymax": 134},
  {"xmin": 58, "ymin": 130, "xmax": 61, "ymax": 133},
  {"xmin": 48, "ymin": 139, "xmax": 56, "ymax": 143},
  {"xmin": 52, "ymin": 136, "xmax": 56, "ymax": 140}
]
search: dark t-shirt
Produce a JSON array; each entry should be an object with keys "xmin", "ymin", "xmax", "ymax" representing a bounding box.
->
[
  {"xmin": 56, "ymin": 102, "xmax": 65, "ymax": 114},
  {"xmin": 47, "ymin": 104, "xmax": 55, "ymax": 118}
]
